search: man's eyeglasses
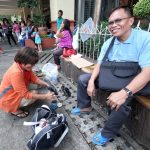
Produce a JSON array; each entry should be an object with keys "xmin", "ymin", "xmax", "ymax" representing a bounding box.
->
[{"xmin": 108, "ymin": 17, "xmax": 130, "ymax": 26}]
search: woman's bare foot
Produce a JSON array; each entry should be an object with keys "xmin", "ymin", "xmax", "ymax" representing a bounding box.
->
[
  {"xmin": 38, "ymin": 50, "xmax": 43, "ymax": 53},
  {"xmin": 11, "ymin": 109, "xmax": 29, "ymax": 118},
  {"xmin": 57, "ymin": 65, "xmax": 61, "ymax": 70}
]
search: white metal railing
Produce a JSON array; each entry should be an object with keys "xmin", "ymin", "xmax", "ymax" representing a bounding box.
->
[
  {"xmin": 78, "ymin": 24, "xmax": 112, "ymax": 60},
  {"xmin": 78, "ymin": 21, "xmax": 150, "ymax": 60}
]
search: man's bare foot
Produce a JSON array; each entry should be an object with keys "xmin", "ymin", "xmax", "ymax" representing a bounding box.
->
[
  {"xmin": 80, "ymin": 107, "xmax": 93, "ymax": 112},
  {"xmin": 71, "ymin": 107, "xmax": 93, "ymax": 115}
]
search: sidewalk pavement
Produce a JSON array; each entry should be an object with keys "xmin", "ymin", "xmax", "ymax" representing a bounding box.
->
[
  {"xmin": 0, "ymin": 44, "xmax": 91, "ymax": 150},
  {"xmin": 0, "ymin": 42, "xmax": 144, "ymax": 150}
]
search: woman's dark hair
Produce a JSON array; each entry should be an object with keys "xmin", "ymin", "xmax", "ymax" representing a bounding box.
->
[
  {"xmin": 3, "ymin": 18, "xmax": 9, "ymax": 25},
  {"xmin": 34, "ymin": 26, "xmax": 38, "ymax": 32},
  {"xmin": 63, "ymin": 19, "xmax": 72, "ymax": 37},
  {"xmin": 27, "ymin": 15, "xmax": 31, "ymax": 20},
  {"xmin": 21, "ymin": 21, "xmax": 26, "ymax": 26},
  {"xmin": 14, "ymin": 47, "xmax": 39, "ymax": 65},
  {"xmin": 109, "ymin": 6, "xmax": 133, "ymax": 17}
]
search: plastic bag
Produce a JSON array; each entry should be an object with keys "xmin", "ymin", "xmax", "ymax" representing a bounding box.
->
[
  {"xmin": 42, "ymin": 63, "xmax": 58, "ymax": 84},
  {"xmin": 80, "ymin": 17, "xmax": 96, "ymax": 42}
]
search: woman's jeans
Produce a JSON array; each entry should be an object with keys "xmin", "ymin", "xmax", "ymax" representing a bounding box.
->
[{"xmin": 53, "ymin": 47, "xmax": 63, "ymax": 65}]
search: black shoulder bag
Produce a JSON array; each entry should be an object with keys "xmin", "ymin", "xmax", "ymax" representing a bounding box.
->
[{"xmin": 99, "ymin": 37, "xmax": 150, "ymax": 96}]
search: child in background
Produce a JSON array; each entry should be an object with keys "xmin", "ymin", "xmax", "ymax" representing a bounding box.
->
[
  {"xmin": 0, "ymin": 23, "xmax": 4, "ymax": 42},
  {"xmin": 32, "ymin": 27, "xmax": 42, "ymax": 52},
  {"xmin": 56, "ymin": 10, "xmax": 64, "ymax": 30},
  {"xmin": 19, "ymin": 21, "xmax": 27, "ymax": 47},
  {"xmin": 13, "ymin": 21, "xmax": 20, "ymax": 42},
  {"xmin": 0, "ymin": 47, "xmax": 4, "ymax": 54}
]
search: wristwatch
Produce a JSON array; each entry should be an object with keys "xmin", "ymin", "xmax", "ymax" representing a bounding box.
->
[{"xmin": 123, "ymin": 87, "xmax": 133, "ymax": 97}]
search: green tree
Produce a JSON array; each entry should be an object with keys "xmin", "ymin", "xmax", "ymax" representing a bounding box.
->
[
  {"xmin": 17, "ymin": 0, "xmax": 39, "ymax": 19},
  {"xmin": 133, "ymin": 0, "xmax": 150, "ymax": 20}
]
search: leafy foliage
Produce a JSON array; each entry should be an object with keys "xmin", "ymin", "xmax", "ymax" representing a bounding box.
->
[
  {"xmin": 40, "ymin": 34, "xmax": 49, "ymax": 38},
  {"xmin": 17, "ymin": 0, "xmax": 39, "ymax": 8},
  {"xmin": 32, "ymin": 14, "xmax": 46, "ymax": 26},
  {"xmin": 133, "ymin": 0, "xmax": 150, "ymax": 20}
]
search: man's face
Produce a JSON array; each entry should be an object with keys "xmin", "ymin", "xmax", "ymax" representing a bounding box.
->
[
  {"xmin": 108, "ymin": 9, "xmax": 134, "ymax": 39},
  {"xmin": 21, "ymin": 64, "xmax": 34, "ymax": 71},
  {"xmin": 58, "ymin": 12, "xmax": 62, "ymax": 18}
]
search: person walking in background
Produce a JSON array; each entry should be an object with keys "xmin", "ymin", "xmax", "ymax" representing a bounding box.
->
[
  {"xmin": 32, "ymin": 27, "xmax": 42, "ymax": 52},
  {"xmin": 53, "ymin": 19, "xmax": 73, "ymax": 70},
  {"xmin": 13, "ymin": 21, "xmax": 20, "ymax": 42},
  {"xmin": 26, "ymin": 21, "xmax": 34, "ymax": 39},
  {"xmin": 19, "ymin": 21, "xmax": 27, "ymax": 47},
  {"xmin": 0, "ymin": 47, "xmax": 56, "ymax": 118},
  {"xmin": 56, "ymin": 10, "xmax": 64, "ymax": 30},
  {"xmin": 2, "ymin": 18, "xmax": 17, "ymax": 47},
  {"xmin": 0, "ymin": 23, "xmax": 4, "ymax": 42}
]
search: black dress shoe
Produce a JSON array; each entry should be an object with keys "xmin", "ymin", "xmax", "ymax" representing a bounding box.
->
[
  {"xmin": 47, "ymin": 85, "xmax": 58, "ymax": 95},
  {"xmin": 61, "ymin": 85, "xmax": 71, "ymax": 97}
]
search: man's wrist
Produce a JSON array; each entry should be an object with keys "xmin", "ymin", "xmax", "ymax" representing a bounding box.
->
[
  {"xmin": 122, "ymin": 87, "xmax": 133, "ymax": 97},
  {"xmin": 89, "ymin": 78, "xmax": 95, "ymax": 84}
]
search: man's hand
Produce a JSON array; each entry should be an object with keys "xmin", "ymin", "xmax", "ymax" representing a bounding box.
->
[
  {"xmin": 106, "ymin": 89, "xmax": 128, "ymax": 111},
  {"xmin": 87, "ymin": 80, "xmax": 95, "ymax": 97}
]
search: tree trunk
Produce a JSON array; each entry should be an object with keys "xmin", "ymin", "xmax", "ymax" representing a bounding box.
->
[{"xmin": 31, "ymin": 8, "xmax": 33, "ymax": 20}]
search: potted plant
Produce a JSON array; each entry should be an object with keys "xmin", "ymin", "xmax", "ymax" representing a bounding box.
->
[{"xmin": 32, "ymin": 14, "xmax": 46, "ymax": 26}]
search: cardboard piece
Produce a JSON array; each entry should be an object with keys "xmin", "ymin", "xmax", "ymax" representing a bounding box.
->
[{"xmin": 70, "ymin": 57, "xmax": 94, "ymax": 69}]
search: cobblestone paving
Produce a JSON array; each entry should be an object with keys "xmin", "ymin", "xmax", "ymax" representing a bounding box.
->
[
  {"xmin": 50, "ymin": 74, "xmax": 144, "ymax": 150},
  {"xmin": 0, "ymin": 48, "xmax": 145, "ymax": 150},
  {"xmin": 37, "ymin": 51, "xmax": 144, "ymax": 150}
]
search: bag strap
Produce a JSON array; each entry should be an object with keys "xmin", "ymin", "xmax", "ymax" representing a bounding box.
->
[
  {"xmin": 102, "ymin": 37, "xmax": 115, "ymax": 62},
  {"xmin": 23, "ymin": 121, "xmax": 40, "ymax": 126},
  {"xmin": 0, "ymin": 85, "xmax": 13, "ymax": 99}
]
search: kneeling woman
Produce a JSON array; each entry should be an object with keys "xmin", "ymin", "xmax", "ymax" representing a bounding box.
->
[
  {"xmin": 0, "ymin": 47, "xmax": 56, "ymax": 118},
  {"xmin": 53, "ymin": 19, "xmax": 73, "ymax": 69}
]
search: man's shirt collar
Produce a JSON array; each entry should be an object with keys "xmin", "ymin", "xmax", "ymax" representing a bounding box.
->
[{"xmin": 114, "ymin": 28, "xmax": 134, "ymax": 44}]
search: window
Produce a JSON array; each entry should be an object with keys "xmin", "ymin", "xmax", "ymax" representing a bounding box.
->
[{"xmin": 84, "ymin": 0, "xmax": 95, "ymax": 21}]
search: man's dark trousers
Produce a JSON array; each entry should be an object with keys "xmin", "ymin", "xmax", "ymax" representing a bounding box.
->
[{"xmin": 77, "ymin": 73, "xmax": 132, "ymax": 138}]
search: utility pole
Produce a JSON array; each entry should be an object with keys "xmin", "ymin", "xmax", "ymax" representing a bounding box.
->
[{"xmin": 93, "ymin": 0, "xmax": 102, "ymax": 25}]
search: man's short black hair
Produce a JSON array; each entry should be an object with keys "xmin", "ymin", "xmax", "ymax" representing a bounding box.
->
[
  {"xmin": 58, "ymin": 10, "xmax": 63, "ymax": 15},
  {"xmin": 109, "ymin": 6, "xmax": 133, "ymax": 18},
  {"xmin": 14, "ymin": 47, "xmax": 39, "ymax": 65}
]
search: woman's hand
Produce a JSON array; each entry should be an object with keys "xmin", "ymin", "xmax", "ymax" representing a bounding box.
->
[
  {"xmin": 45, "ymin": 91, "xmax": 56, "ymax": 102},
  {"xmin": 87, "ymin": 80, "xmax": 95, "ymax": 97},
  {"xmin": 60, "ymin": 23, "xmax": 64, "ymax": 30},
  {"xmin": 38, "ymin": 80, "xmax": 49, "ymax": 87},
  {"xmin": 31, "ymin": 34, "xmax": 35, "ymax": 38},
  {"xmin": 41, "ymin": 82, "xmax": 49, "ymax": 87}
]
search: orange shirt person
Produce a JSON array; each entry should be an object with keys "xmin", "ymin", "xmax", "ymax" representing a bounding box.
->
[{"xmin": 0, "ymin": 47, "xmax": 56, "ymax": 118}]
